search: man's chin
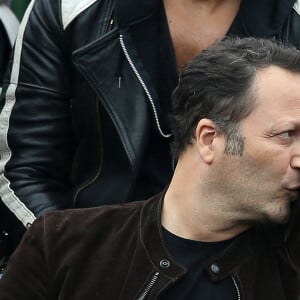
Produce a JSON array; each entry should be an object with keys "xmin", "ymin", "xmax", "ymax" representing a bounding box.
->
[
  {"xmin": 268, "ymin": 201, "xmax": 292, "ymax": 225},
  {"xmin": 287, "ymin": 190, "xmax": 300, "ymax": 203}
]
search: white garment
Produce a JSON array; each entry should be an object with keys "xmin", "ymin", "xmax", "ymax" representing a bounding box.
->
[{"xmin": 0, "ymin": 4, "xmax": 19, "ymax": 46}]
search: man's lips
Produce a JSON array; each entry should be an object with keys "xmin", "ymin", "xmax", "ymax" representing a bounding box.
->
[{"xmin": 285, "ymin": 183, "xmax": 300, "ymax": 190}]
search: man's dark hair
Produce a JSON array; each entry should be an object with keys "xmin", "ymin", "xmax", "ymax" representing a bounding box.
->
[{"xmin": 170, "ymin": 37, "xmax": 300, "ymax": 159}]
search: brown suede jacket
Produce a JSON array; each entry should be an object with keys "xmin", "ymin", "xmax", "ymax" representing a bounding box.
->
[{"xmin": 0, "ymin": 193, "xmax": 299, "ymax": 299}]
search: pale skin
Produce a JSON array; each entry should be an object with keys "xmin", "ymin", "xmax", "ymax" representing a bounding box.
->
[
  {"xmin": 162, "ymin": 66, "xmax": 300, "ymax": 242},
  {"xmin": 163, "ymin": 0, "xmax": 242, "ymax": 72}
]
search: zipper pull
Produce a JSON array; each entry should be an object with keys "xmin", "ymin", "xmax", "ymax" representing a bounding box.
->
[{"xmin": 108, "ymin": 18, "xmax": 114, "ymax": 31}]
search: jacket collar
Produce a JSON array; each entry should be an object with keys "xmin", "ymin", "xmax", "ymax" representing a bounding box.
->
[
  {"xmin": 140, "ymin": 192, "xmax": 256, "ymax": 281},
  {"xmin": 204, "ymin": 227, "xmax": 256, "ymax": 281},
  {"xmin": 140, "ymin": 192, "xmax": 186, "ymax": 279}
]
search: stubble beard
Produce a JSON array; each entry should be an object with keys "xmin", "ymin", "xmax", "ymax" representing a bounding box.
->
[{"xmin": 259, "ymin": 191, "xmax": 296, "ymax": 225}]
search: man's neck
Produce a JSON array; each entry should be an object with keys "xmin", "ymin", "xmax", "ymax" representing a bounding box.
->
[
  {"xmin": 162, "ymin": 194, "xmax": 249, "ymax": 242},
  {"xmin": 163, "ymin": 0, "xmax": 241, "ymax": 72},
  {"xmin": 161, "ymin": 161, "xmax": 250, "ymax": 242}
]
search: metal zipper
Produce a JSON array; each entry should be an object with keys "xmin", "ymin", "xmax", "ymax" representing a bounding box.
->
[
  {"xmin": 136, "ymin": 272, "xmax": 160, "ymax": 300},
  {"xmin": 102, "ymin": 0, "xmax": 115, "ymax": 34},
  {"xmin": 119, "ymin": 34, "xmax": 171, "ymax": 139},
  {"xmin": 107, "ymin": 18, "xmax": 114, "ymax": 32},
  {"xmin": 231, "ymin": 275, "xmax": 241, "ymax": 300},
  {"xmin": 72, "ymin": 99, "xmax": 104, "ymax": 206}
]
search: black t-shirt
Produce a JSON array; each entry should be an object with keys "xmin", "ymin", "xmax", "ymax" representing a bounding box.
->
[{"xmin": 159, "ymin": 227, "xmax": 236, "ymax": 300}]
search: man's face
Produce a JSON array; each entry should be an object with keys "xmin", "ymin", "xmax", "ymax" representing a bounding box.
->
[{"xmin": 214, "ymin": 66, "xmax": 300, "ymax": 224}]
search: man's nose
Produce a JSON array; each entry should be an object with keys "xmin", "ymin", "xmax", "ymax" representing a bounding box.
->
[{"xmin": 291, "ymin": 146, "xmax": 300, "ymax": 169}]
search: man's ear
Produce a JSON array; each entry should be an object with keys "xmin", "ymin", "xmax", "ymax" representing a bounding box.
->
[{"xmin": 195, "ymin": 118, "xmax": 219, "ymax": 164}]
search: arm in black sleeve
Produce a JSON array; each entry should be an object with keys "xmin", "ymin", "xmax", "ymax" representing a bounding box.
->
[{"xmin": 0, "ymin": 0, "xmax": 74, "ymax": 244}]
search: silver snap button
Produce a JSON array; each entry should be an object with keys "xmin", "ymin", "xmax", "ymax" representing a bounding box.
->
[
  {"xmin": 210, "ymin": 263, "xmax": 221, "ymax": 274},
  {"xmin": 26, "ymin": 223, "xmax": 32, "ymax": 229},
  {"xmin": 1, "ymin": 230, "xmax": 8, "ymax": 237},
  {"xmin": 160, "ymin": 259, "xmax": 171, "ymax": 268}
]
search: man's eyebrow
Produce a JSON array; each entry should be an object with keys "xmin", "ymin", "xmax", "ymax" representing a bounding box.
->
[
  {"xmin": 266, "ymin": 122, "xmax": 290, "ymax": 132},
  {"xmin": 268, "ymin": 121, "xmax": 300, "ymax": 133}
]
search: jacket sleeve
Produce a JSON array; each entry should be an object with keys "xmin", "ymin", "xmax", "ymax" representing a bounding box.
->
[
  {"xmin": 0, "ymin": 217, "xmax": 50, "ymax": 299},
  {"xmin": 0, "ymin": 0, "xmax": 74, "ymax": 239}
]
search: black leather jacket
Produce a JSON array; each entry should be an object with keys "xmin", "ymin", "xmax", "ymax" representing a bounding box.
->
[{"xmin": 0, "ymin": 0, "xmax": 300, "ymax": 248}]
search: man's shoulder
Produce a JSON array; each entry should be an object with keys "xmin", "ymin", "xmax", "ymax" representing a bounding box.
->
[
  {"xmin": 24, "ymin": 192, "xmax": 162, "ymax": 253},
  {"xmin": 42, "ymin": 198, "xmax": 148, "ymax": 231}
]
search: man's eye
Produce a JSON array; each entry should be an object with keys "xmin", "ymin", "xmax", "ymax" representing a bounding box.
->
[{"xmin": 279, "ymin": 131, "xmax": 294, "ymax": 139}]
